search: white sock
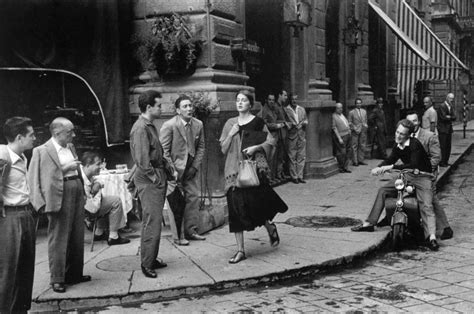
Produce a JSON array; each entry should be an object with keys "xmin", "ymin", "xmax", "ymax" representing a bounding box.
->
[
  {"xmin": 429, "ymin": 234, "xmax": 436, "ymax": 241},
  {"xmin": 109, "ymin": 231, "xmax": 119, "ymax": 239},
  {"xmin": 363, "ymin": 221, "xmax": 372, "ymax": 227}
]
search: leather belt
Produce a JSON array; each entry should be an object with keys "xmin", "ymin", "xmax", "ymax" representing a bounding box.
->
[
  {"xmin": 4, "ymin": 204, "xmax": 32, "ymax": 211},
  {"xmin": 64, "ymin": 175, "xmax": 80, "ymax": 182}
]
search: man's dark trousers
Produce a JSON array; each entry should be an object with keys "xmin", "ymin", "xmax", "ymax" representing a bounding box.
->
[
  {"xmin": 438, "ymin": 132, "xmax": 452, "ymax": 165},
  {"xmin": 0, "ymin": 206, "xmax": 36, "ymax": 313},
  {"xmin": 333, "ymin": 134, "xmax": 351, "ymax": 171},
  {"xmin": 47, "ymin": 178, "xmax": 85, "ymax": 284},
  {"xmin": 135, "ymin": 167, "xmax": 167, "ymax": 269}
]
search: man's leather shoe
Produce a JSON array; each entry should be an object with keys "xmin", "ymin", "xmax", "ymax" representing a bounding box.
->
[
  {"xmin": 152, "ymin": 259, "xmax": 168, "ymax": 269},
  {"xmin": 343, "ymin": 169, "xmax": 352, "ymax": 173},
  {"xmin": 352, "ymin": 163, "xmax": 359, "ymax": 167},
  {"xmin": 93, "ymin": 233, "xmax": 108, "ymax": 241},
  {"xmin": 52, "ymin": 283, "xmax": 66, "ymax": 293},
  {"xmin": 65, "ymin": 275, "xmax": 92, "ymax": 285},
  {"xmin": 187, "ymin": 233, "xmax": 206, "ymax": 241},
  {"xmin": 298, "ymin": 178, "xmax": 306, "ymax": 183},
  {"xmin": 440, "ymin": 227, "xmax": 454, "ymax": 240},
  {"xmin": 174, "ymin": 239, "xmax": 190, "ymax": 246},
  {"xmin": 439, "ymin": 163, "xmax": 449, "ymax": 167},
  {"xmin": 107, "ymin": 236, "xmax": 131, "ymax": 246},
  {"xmin": 141, "ymin": 265, "xmax": 157, "ymax": 278},
  {"xmin": 359, "ymin": 162, "xmax": 368, "ymax": 165},
  {"xmin": 428, "ymin": 239, "xmax": 440, "ymax": 251},
  {"xmin": 291, "ymin": 178, "xmax": 299, "ymax": 184},
  {"xmin": 351, "ymin": 224, "xmax": 374, "ymax": 232}
]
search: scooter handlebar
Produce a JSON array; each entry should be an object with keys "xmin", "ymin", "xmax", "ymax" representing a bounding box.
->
[{"xmin": 389, "ymin": 168, "xmax": 434, "ymax": 178}]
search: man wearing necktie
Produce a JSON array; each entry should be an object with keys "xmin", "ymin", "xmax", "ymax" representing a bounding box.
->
[
  {"xmin": 348, "ymin": 98, "xmax": 368, "ymax": 166},
  {"xmin": 28, "ymin": 117, "xmax": 90, "ymax": 293},
  {"xmin": 437, "ymin": 93, "xmax": 456, "ymax": 167},
  {"xmin": 160, "ymin": 95, "xmax": 206, "ymax": 245}
]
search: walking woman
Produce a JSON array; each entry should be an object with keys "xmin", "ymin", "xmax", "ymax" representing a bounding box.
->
[{"xmin": 220, "ymin": 90, "xmax": 288, "ymax": 264}]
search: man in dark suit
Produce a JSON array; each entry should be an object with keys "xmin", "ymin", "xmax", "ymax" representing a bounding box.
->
[
  {"xmin": 437, "ymin": 93, "xmax": 456, "ymax": 167},
  {"xmin": 351, "ymin": 119, "xmax": 439, "ymax": 251},
  {"xmin": 369, "ymin": 97, "xmax": 388, "ymax": 159},
  {"xmin": 0, "ymin": 117, "xmax": 36, "ymax": 312},
  {"xmin": 28, "ymin": 117, "xmax": 90, "ymax": 293},
  {"xmin": 160, "ymin": 95, "xmax": 206, "ymax": 245},
  {"xmin": 261, "ymin": 93, "xmax": 286, "ymax": 184}
]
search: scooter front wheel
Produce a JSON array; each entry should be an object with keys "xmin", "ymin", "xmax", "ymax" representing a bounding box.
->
[{"xmin": 391, "ymin": 223, "xmax": 405, "ymax": 251}]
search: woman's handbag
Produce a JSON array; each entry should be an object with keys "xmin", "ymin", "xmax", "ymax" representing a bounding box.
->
[{"xmin": 236, "ymin": 158, "xmax": 260, "ymax": 188}]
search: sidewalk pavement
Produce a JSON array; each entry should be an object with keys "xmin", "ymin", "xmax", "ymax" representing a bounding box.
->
[{"xmin": 31, "ymin": 123, "xmax": 474, "ymax": 312}]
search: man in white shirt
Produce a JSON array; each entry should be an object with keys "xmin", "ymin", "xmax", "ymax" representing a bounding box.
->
[
  {"xmin": 0, "ymin": 117, "xmax": 36, "ymax": 313},
  {"xmin": 29, "ymin": 117, "xmax": 90, "ymax": 293},
  {"xmin": 81, "ymin": 151, "xmax": 130, "ymax": 246},
  {"xmin": 422, "ymin": 96, "xmax": 438, "ymax": 134},
  {"xmin": 332, "ymin": 103, "xmax": 352, "ymax": 173}
]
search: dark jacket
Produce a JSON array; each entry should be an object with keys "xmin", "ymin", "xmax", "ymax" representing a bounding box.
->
[{"xmin": 437, "ymin": 101, "xmax": 456, "ymax": 134}]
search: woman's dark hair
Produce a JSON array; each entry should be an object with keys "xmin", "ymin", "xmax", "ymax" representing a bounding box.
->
[
  {"xmin": 138, "ymin": 90, "xmax": 162, "ymax": 113},
  {"xmin": 236, "ymin": 90, "xmax": 254, "ymax": 107},
  {"xmin": 3, "ymin": 116, "xmax": 33, "ymax": 143},
  {"xmin": 174, "ymin": 95, "xmax": 192, "ymax": 109}
]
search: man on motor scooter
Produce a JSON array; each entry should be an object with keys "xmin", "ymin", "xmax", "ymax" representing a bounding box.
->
[{"xmin": 351, "ymin": 119, "xmax": 439, "ymax": 251}]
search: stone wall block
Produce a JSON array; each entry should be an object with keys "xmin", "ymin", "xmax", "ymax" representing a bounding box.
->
[
  {"xmin": 210, "ymin": 15, "xmax": 244, "ymax": 43},
  {"xmin": 133, "ymin": 0, "xmax": 206, "ymax": 19},
  {"xmin": 210, "ymin": 0, "xmax": 238, "ymax": 20}
]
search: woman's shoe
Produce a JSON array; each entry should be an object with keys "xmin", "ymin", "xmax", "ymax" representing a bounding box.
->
[
  {"xmin": 228, "ymin": 251, "xmax": 246, "ymax": 264},
  {"xmin": 268, "ymin": 223, "xmax": 280, "ymax": 247}
]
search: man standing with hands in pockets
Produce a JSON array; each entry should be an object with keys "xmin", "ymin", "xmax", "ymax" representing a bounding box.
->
[
  {"xmin": 29, "ymin": 117, "xmax": 89, "ymax": 293},
  {"xmin": 160, "ymin": 95, "xmax": 206, "ymax": 245}
]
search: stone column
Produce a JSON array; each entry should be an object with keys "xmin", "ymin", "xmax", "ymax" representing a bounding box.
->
[{"xmin": 300, "ymin": 0, "xmax": 339, "ymax": 178}]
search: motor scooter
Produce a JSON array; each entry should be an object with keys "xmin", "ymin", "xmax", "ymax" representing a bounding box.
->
[{"xmin": 383, "ymin": 169, "xmax": 433, "ymax": 251}]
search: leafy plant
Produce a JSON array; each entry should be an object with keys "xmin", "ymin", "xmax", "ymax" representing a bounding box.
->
[
  {"xmin": 141, "ymin": 13, "xmax": 202, "ymax": 77},
  {"xmin": 176, "ymin": 91, "xmax": 219, "ymax": 120}
]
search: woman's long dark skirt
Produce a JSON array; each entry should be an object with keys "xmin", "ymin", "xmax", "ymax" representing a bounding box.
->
[{"xmin": 227, "ymin": 184, "xmax": 288, "ymax": 233}]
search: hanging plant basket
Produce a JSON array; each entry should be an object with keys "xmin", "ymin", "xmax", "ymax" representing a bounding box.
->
[{"xmin": 146, "ymin": 13, "xmax": 202, "ymax": 79}]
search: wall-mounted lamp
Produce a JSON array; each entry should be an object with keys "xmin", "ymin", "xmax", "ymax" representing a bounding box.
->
[
  {"xmin": 343, "ymin": 2, "xmax": 363, "ymax": 52},
  {"xmin": 283, "ymin": 0, "xmax": 311, "ymax": 38}
]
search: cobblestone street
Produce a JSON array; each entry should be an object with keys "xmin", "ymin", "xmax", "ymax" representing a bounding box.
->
[{"xmin": 99, "ymin": 151, "xmax": 474, "ymax": 313}]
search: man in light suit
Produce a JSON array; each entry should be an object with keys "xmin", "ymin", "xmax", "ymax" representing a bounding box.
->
[
  {"xmin": 284, "ymin": 94, "xmax": 308, "ymax": 184},
  {"xmin": 348, "ymin": 98, "xmax": 368, "ymax": 166},
  {"xmin": 160, "ymin": 95, "xmax": 206, "ymax": 245},
  {"xmin": 28, "ymin": 117, "xmax": 89, "ymax": 293},
  {"xmin": 406, "ymin": 112, "xmax": 453, "ymax": 240},
  {"xmin": 437, "ymin": 93, "xmax": 456, "ymax": 167}
]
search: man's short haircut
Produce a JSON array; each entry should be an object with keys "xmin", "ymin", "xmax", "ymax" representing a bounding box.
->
[
  {"xmin": 138, "ymin": 90, "xmax": 162, "ymax": 113},
  {"xmin": 396, "ymin": 119, "xmax": 415, "ymax": 135},
  {"xmin": 236, "ymin": 90, "xmax": 254, "ymax": 107},
  {"xmin": 355, "ymin": 98, "xmax": 362, "ymax": 104},
  {"xmin": 174, "ymin": 95, "xmax": 192, "ymax": 109},
  {"xmin": 81, "ymin": 151, "xmax": 101, "ymax": 166},
  {"xmin": 405, "ymin": 110, "xmax": 420, "ymax": 120},
  {"xmin": 278, "ymin": 89, "xmax": 287, "ymax": 96},
  {"xmin": 3, "ymin": 116, "xmax": 33, "ymax": 143},
  {"xmin": 267, "ymin": 93, "xmax": 275, "ymax": 99}
]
